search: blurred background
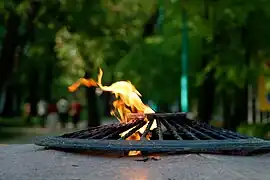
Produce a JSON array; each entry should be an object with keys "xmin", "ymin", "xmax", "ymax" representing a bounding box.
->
[{"xmin": 1, "ymin": 0, "xmax": 270, "ymax": 144}]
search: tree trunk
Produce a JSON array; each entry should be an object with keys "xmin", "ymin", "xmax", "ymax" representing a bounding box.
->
[
  {"xmin": 0, "ymin": 85, "xmax": 15, "ymax": 117},
  {"xmin": 223, "ymin": 92, "xmax": 233, "ymax": 129},
  {"xmin": 103, "ymin": 92, "xmax": 112, "ymax": 117},
  {"xmin": 228, "ymin": 87, "xmax": 248, "ymax": 131},
  {"xmin": 0, "ymin": 1, "xmax": 41, "ymax": 117},
  {"xmin": 103, "ymin": 75, "xmax": 114, "ymax": 117},
  {"xmin": 43, "ymin": 61, "xmax": 53, "ymax": 102},
  {"xmin": 84, "ymin": 72, "xmax": 100, "ymax": 127},
  {"xmin": 224, "ymin": 24, "xmax": 250, "ymax": 131},
  {"xmin": 0, "ymin": 11, "xmax": 21, "ymax": 117},
  {"xmin": 24, "ymin": 68, "xmax": 39, "ymax": 126},
  {"xmin": 142, "ymin": 8, "xmax": 159, "ymax": 38},
  {"xmin": 197, "ymin": 71, "xmax": 215, "ymax": 124},
  {"xmin": 227, "ymin": 26, "xmax": 250, "ymax": 131},
  {"xmin": 197, "ymin": 1, "xmax": 217, "ymax": 124},
  {"xmin": 0, "ymin": 11, "xmax": 21, "ymax": 92},
  {"xmin": 28, "ymin": 69, "xmax": 39, "ymax": 117}
]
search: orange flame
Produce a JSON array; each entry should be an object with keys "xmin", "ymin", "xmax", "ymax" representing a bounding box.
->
[
  {"xmin": 68, "ymin": 68, "xmax": 157, "ymax": 156},
  {"xmin": 68, "ymin": 78, "xmax": 97, "ymax": 92}
]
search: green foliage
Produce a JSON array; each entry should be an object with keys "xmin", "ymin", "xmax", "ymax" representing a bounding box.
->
[
  {"xmin": 238, "ymin": 123, "xmax": 270, "ymax": 138},
  {"xmin": 75, "ymin": 0, "xmax": 270, "ymax": 103},
  {"xmin": 2, "ymin": 0, "xmax": 270, "ymax": 105}
]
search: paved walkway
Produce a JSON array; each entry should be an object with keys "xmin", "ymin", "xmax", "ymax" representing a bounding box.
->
[{"xmin": 0, "ymin": 144, "xmax": 270, "ymax": 180}]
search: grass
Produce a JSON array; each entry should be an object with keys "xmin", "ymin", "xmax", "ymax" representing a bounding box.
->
[
  {"xmin": 0, "ymin": 116, "xmax": 117, "ymax": 144},
  {"xmin": 0, "ymin": 117, "xmax": 29, "ymax": 128},
  {"xmin": 0, "ymin": 129, "xmax": 24, "ymax": 141},
  {"xmin": 0, "ymin": 126, "xmax": 72, "ymax": 144}
]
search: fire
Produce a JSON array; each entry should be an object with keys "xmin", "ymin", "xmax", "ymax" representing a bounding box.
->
[
  {"xmin": 69, "ymin": 68, "xmax": 157, "ymax": 156},
  {"xmin": 68, "ymin": 78, "xmax": 97, "ymax": 92}
]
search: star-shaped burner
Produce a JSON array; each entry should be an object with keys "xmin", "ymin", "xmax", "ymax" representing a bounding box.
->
[{"xmin": 35, "ymin": 112, "xmax": 270, "ymax": 157}]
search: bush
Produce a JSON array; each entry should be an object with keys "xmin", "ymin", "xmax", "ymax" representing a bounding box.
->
[{"xmin": 237, "ymin": 123, "xmax": 270, "ymax": 139}]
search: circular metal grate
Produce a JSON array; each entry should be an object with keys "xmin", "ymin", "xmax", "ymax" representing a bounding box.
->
[{"xmin": 35, "ymin": 113, "xmax": 270, "ymax": 155}]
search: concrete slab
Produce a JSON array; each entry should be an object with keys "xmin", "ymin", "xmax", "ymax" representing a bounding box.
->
[{"xmin": 0, "ymin": 144, "xmax": 269, "ymax": 180}]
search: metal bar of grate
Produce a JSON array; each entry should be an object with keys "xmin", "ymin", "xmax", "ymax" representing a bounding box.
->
[
  {"xmin": 171, "ymin": 117, "xmax": 249, "ymax": 140},
  {"xmin": 191, "ymin": 123, "xmax": 230, "ymax": 140},
  {"xmin": 75, "ymin": 124, "xmax": 122, "ymax": 139},
  {"xmin": 102, "ymin": 122, "xmax": 139, "ymax": 140},
  {"xmin": 156, "ymin": 118, "xmax": 163, "ymax": 140},
  {"xmin": 193, "ymin": 123, "xmax": 239, "ymax": 139},
  {"xmin": 61, "ymin": 124, "xmax": 118, "ymax": 138},
  {"xmin": 183, "ymin": 124, "xmax": 213, "ymax": 140},
  {"xmin": 118, "ymin": 120, "xmax": 147, "ymax": 140},
  {"xmin": 141, "ymin": 118, "xmax": 154, "ymax": 139},
  {"xmin": 90, "ymin": 127, "xmax": 119, "ymax": 139},
  {"xmin": 62, "ymin": 122, "xmax": 141, "ymax": 139},
  {"xmin": 169, "ymin": 117, "xmax": 227, "ymax": 140},
  {"xmin": 200, "ymin": 123, "xmax": 250, "ymax": 139},
  {"xmin": 167, "ymin": 119, "xmax": 199, "ymax": 140},
  {"xmin": 92, "ymin": 121, "xmax": 144, "ymax": 139},
  {"xmin": 160, "ymin": 118, "xmax": 183, "ymax": 140}
]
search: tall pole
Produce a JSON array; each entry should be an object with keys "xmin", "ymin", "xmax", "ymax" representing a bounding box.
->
[
  {"xmin": 181, "ymin": 7, "xmax": 189, "ymax": 112},
  {"xmin": 156, "ymin": 0, "xmax": 164, "ymax": 32}
]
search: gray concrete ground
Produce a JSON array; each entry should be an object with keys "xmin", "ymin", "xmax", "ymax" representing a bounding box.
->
[{"xmin": 0, "ymin": 144, "xmax": 270, "ymax": 180}]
